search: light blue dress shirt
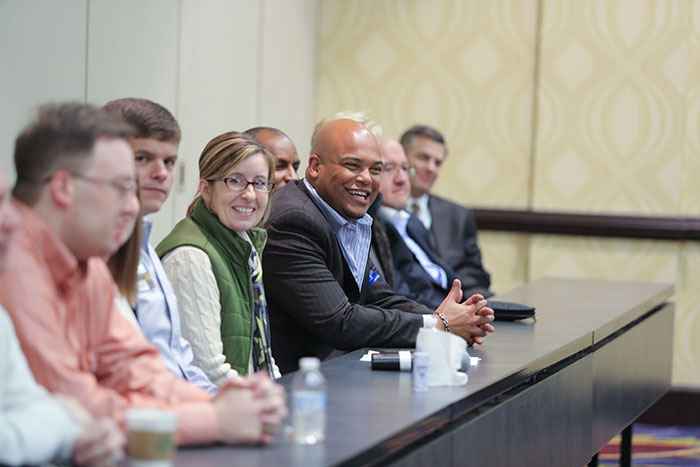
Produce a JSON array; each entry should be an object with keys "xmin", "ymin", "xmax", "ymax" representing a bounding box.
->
[
  {"xmin": 304, "ymin": 179, "xmax": 373, "ymax": 290},
  {"xmin": 379, "ymin": 206, "xmax": 448, "ymax": 289},
  {"xmin": 136, "ymin": 218, "xmax": 217, "ymax": 395}
]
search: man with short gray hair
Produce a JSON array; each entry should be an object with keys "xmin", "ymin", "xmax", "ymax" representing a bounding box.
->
[{"xmin": 401, "ymin": 124, "xmax": 492, "ymax": 297}]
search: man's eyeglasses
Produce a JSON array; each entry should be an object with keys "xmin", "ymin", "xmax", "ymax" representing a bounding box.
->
[
  {"xmin": 45, "ymin": 172, "xmax": 137, "ymax": 197},
  {"xmin": 209, "ymin": 176, "xmax": 275, "ymax": 193},
  {"xmin": 383, "ymin": 163, "xmax": 416, "ymax": 176}
]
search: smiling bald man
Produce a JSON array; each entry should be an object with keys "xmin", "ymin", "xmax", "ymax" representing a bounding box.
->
[{"xmin": 262, "ymin": 118, "xmax": 495, "ymax": 374}]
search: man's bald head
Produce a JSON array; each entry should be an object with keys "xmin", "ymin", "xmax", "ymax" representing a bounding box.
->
[
  {"xmin": 306, "ymin": 119, "xmax": 383, "ymax": 220},
  {"xmin": 311, "ymin": 118, "xmax": 376, "ymax": 157},
  {"xmin": 310, "ymin": 110, "xmax": 383, "ymax": 148},
  {"xmin": 245, "ymin": 126, "xmax": 300, "ymax": 194}
]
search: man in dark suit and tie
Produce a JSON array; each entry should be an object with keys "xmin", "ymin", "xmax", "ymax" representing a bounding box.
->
[
  {"xmin": 376, "ymin": 138, "xmax": 477, "ymax": 309},
  {"xmin": 400, "ymin": 125, "xmax": 492, "ymax": 298},
  {"xmin": 263, "ymin": 118, "xmax": 495, "ymax": 374}
]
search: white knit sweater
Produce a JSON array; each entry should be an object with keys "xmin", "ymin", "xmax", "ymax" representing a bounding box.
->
[{"xmin": 162, "ymin": 246, "xmax": 280, "ymax": 382}]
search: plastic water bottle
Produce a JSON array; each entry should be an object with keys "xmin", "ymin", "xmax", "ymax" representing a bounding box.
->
[
  {"xmin": 291, "ymin": 357, "xmax": 327, "ymax": 444},
  {"xmin": 412, "ymin": 351, "xmax": 429, "ymax": 392}
]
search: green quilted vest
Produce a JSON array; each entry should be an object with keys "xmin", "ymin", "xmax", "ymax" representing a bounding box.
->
[{"xmin": 156, "ymin": 201, "xmax": 267, "ymax": 375}]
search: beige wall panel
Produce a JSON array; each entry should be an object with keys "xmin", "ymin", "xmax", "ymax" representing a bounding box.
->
[
  {"xmin": 534, "ymin": 0, "xmax": 690, "ymax": 215},
  {"xmin": 681, "ymin": 0, "xmax": 700, "ymax": 216},
  {"xmin": 529, "ymin": 235, "xmax": 678, "ymax": 284},
  {"xmin": 0, "ymin": 0, "xmax": 87, "ymax": 178},
  {"xmin": 479, "ymin": 232, "xmax": 529, "ymax": 294},
  {"xmin": 673, "ymin": 242, "xmax": 700, "ymax": 385},
  {"xmin": 317, "ymin": 0, "xmax": 536, "ymax": 208},
  {"xmin": 258, "ymin": 0, "xmax": 318, "ymax": 165},
  {"xmin": 174, "ymin": 0, "xmax": 261, "ymax": 241},
  {"xmin": 87, "ymin": 0, "xmax": 180, "ymax": 244}
]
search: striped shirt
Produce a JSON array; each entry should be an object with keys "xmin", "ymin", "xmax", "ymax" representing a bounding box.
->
[{"xmin": 303, "ymin": 179, "xmax": 373, "ymax": 291}]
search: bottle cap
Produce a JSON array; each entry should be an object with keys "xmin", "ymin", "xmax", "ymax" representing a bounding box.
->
[{"xmin": 299, "ymin": 357, "xmax": 321, "ymax": 371}]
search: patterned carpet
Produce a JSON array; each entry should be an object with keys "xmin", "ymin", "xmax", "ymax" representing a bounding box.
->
[{"xmin": 599, "ymin": 424, "xmax": 700, "ymax": 466}]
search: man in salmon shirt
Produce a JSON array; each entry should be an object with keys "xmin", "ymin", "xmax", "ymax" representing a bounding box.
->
[
  {"xmin": 0, "ymin": 103, "xmax": 286, "ymax": 446},
  {"xmin": 0, "ymin": 164, "xmax": 125, "ymax": 466}
]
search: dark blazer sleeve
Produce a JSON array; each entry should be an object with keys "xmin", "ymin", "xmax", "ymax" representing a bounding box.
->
[
  {"xmin": 263, "ymin": 201, "xmax": 425, "ymax": 353},
  {"xmin": 429, "ymin": 195, "xmax": 492, "ymax": 297}
]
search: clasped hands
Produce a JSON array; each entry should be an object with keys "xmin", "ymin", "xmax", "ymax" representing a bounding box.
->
[
  {"xmin": 434, "ymin": 279, "xmax": 495, "ymax": 345},
  {"xmin": 214, "ymin": 372, "xmax": 288, "ymax": 445}
]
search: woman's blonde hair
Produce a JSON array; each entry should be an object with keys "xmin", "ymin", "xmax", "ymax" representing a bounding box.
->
[
  {"xmin": 187, "ymin": 131, "xmax": 275, "ymax": 227},
  {"xmin": 107, "ymin": 214, "xmax": 142, "ymax": 308}
]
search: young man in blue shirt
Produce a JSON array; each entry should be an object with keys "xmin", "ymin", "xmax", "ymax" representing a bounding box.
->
[{"xmin": 104, "ymin": 98, "xmax": 217, "ymax": 394}]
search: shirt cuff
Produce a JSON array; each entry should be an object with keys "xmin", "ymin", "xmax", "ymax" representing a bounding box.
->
[{"xmin": 422, "ymin": 315, "xmax": 438, "ymax": 329}]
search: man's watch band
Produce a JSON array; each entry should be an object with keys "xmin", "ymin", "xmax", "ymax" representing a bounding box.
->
[{"xmin": 434, "ymin": 312, "xmax": 449, "ymax": 333}]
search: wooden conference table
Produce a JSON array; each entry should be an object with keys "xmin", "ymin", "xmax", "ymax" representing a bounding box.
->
[{"xmin": 175, "ymin": 277, "xmax": 674, "ymax": 466}]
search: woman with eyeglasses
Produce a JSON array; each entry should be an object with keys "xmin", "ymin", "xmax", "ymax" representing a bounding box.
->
[{"xmin": 157, "ymin": 132, "xmax": 280, "ymax": 383}]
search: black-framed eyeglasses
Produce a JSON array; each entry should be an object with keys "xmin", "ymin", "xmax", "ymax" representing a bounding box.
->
[
  {"xmin": 209, "ymin": 176, "xmax": 275, "ymax": 193},
  {"xmin": 44, "ymin": 171, "xmax": 137, "ymax": 197},
  {"xmin": 383, "ymin": 163, "xmax": 416, "ymax": 176}
]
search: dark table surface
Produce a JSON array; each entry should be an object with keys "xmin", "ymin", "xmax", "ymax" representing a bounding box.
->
[{"xmin": 174, "ymin": 277, "xmax": 673, "ymax": 466}]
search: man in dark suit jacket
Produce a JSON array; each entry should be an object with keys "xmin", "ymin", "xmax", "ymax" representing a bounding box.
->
[
  {"xmin": 263, "ymin": 118, "xmax": 494, "ymax": 374},
  {"xmin": 375, "ymin": 138, "xmax": 485, "ymax": 310},
  {"xmin": 382, "ymin": 214, "xmax": 458, "ymax": 309},
  {"xmin": 369, "ymin": 193, "xmax": 445, "ymax": 308},
  {"xmin": 400, "ymin": 124, "xmax": 492, "ymax": 297}
]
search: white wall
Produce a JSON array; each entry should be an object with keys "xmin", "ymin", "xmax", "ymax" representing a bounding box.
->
[
  {"xmin": 0, "ymin": 0, "xmax": 88, "ymax": 177},
  {"xmin": 0, "ymin": 0, "xmax": 318, "ymax": 244}
]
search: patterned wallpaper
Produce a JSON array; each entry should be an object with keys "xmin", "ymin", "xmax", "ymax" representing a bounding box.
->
[
  {"xmin": 682, "ymin": 1, "xmax": 700, "ymax": 217},
  {"xmin": 478, "ymin": 232, "xmax": 529, "ymax": 294},
  {"xmin": 318, "ymin": 0, "xmax": 700, "ymax": 386},
  {"xmin": 529, "ymin": 236, "xmax": 678, "ymax": 283},
  {"xmin": 534, "ymin": 0, "xmax": 690, "ymax": 215},
  {"xmin": 317, "ymin": 0, "xmax": 537, "ymax": 208}
]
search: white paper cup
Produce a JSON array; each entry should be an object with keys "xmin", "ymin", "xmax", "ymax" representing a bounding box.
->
[{"xmin": 126, "ymin": 409, "xmax": 178, "ymax": 467}]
